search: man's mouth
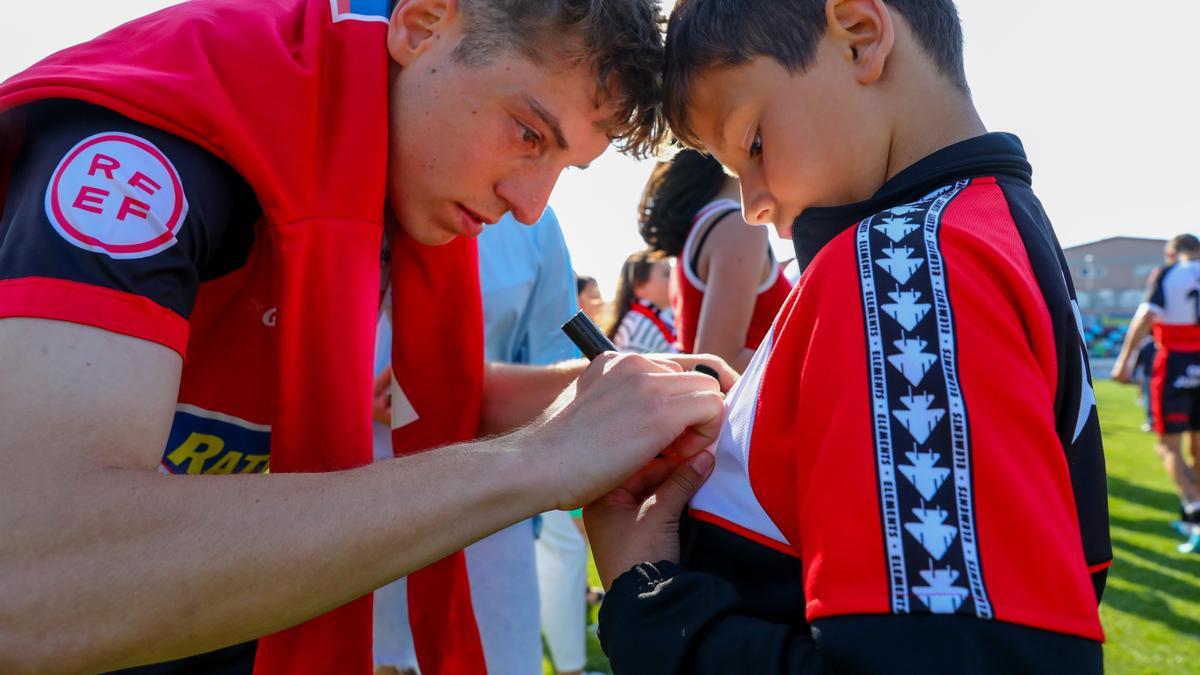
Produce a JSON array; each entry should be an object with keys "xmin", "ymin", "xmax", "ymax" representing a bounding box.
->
[{"xmin": 457, "ymin": 204, "xmax": 497, "ymax": 237}]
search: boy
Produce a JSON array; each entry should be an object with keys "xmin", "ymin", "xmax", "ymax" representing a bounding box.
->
[{"xmin": 586, "ymin": 1, "xmax": 1112, "ymax": 672}]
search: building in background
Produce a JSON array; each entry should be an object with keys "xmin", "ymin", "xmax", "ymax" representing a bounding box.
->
[
  {"xmin": 1063, "ymin": 237, "xmax": 1168, "ymax": 361},
  {"xmin": 1065, "ymin": 237, "xmax": 1167, "ymax": 317}
]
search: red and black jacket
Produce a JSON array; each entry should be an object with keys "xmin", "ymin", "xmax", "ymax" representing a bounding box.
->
[{"xmin": 599, "ymin": 133, "xmax": 1111, "ymax": 674}]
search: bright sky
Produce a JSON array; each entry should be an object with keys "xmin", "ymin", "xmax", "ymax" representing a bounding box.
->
[{"xmin": 3, "ymin": 2, "xmax": 1197, "ymax": 298}]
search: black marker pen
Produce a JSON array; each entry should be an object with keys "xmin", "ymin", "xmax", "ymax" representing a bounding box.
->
[
  {"xmin": 561, "ymin": 311, "xmax": 617, "ymax": 360},
  {"xmin": 561, "ymin": 311, "xmax": 722, "ymax": 384}
]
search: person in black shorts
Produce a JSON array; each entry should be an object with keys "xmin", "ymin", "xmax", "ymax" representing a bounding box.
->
[{"xmin": 1114, "ymin": 234, "xmax": 1200, "ymax": 551}]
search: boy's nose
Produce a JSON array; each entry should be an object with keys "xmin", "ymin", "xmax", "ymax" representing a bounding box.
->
[
  {"xmin": 743, "ymin": 192, "xmax": 777, "ymax": 226},
  {"xmin": 739, "ymin": 173, "xmax": 777, "ymax": 226}
]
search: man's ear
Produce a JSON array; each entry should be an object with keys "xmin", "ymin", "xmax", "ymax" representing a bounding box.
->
[
  {"xmin": 387, "ymin": 0, "xmax": 459, "ymax": 68},
  {"xmin": 825, "ymin": 0, "xmax": 895, "ymax": 85}
]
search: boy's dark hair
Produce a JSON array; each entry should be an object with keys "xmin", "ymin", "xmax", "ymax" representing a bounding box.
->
[
  {"xmin": 1169, "ymin": 234, "xmax": 1200, "ymax": 255},
  {"xmin": 663, "ymin": 0, "xmax": 968, "ymax": 147},
  {"xmin": 453, "ymin": 0, "xmax": 667, "ymax": 158},
  {"xmin": 639, "ymin": 149, "xmax": 728, "ymax": 257}
]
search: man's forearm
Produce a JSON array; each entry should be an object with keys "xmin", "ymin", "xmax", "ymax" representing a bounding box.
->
[
  {"xmin": 1115, "ymin": 308, "xmax": 1154, "ymax": 365},
  {"xmin": 0, "ymin": 436, "xmax": 549, "ymax": 673},
  {"xmin": 480, "ymin": 359, "xmax": 586, "ymax": 435}
]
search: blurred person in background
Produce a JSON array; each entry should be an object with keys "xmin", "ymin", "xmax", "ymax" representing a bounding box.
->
[
  {"xmin": 607, "ymin": 250, "xmax": 679, "ymax": 354},
  {"xmin": 639, "ymin": 149, "xmax": 792, "ymax": 372},
  {"xmin": 1132, "ymin": 335, "xmax": 1157, "ymax": 433},
  {"xmin": 1129, "ymin": 241, "xmax": 1178, "ymax": 431},
  {"xmin": 1113, "ymin": 233, "xmax": 1200, "ymax": 553},
  {"xmin": 576, "ymin": 275, "xmax": 607, "ymax": 326}
]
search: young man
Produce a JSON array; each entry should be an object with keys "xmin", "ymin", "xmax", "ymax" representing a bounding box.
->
[
  {"xmin": 0, "ymin": 1, "xmax": 731, "ymax": 673},
  {"xmin": 1113, "ymin": 234, "xmax": 1200, "ymax": 552},
  {"xmin": 586, "ymin": 1, "xmax": 1112, "ymax": 672}
]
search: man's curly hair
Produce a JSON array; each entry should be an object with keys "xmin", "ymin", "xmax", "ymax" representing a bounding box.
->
[{"xmin": 452, "ymin": 0, "xmax": 668, "ymax": 158}]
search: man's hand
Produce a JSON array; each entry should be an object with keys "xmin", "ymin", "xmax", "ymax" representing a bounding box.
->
[
  {"xmin": 521, "ymin": 352, "xmax": 724, "ymax": 511},
  {"xmin": 1112, "ymin": 306, "xmax": 1155, "ymax": 386},
  {"xmin": 1110, "ymin": 357, "xmax": 1133, "ymax": 384},
  {"xmin": 658, "ymin": 353, "xmax": 739, "ymax": 392},
  {"xmin": 584, "ymin": 451, "xmax": 715, "ymax": 589}
]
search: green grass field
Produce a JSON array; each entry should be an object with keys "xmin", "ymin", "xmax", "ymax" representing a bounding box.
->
[
  {"xmin": 544, "ymin": 380, "xmax": 1200, "ymax": 674},
  {"xmin": 1095, "ymin": 381, "xmax": 1200, "ymax": 673}
]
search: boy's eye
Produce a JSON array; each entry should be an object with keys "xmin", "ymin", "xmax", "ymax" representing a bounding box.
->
[
  {"xmin": 519, "ymin": 122, "xmax": 542, "ymax": 150},
  {"xmin": 749, "ymin": 130, "xmax": 763, "ymax": 159}
]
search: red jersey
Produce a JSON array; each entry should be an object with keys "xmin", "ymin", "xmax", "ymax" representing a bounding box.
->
[
  {"xmin": 671, "ymin": 198, "xmax": 793, "ymax": 353},
  {"xmin": 600, "ymin": 134, "xmax": 1112, "ymax": 675}
]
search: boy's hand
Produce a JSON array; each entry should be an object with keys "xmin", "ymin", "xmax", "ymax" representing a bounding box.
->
[{"xmin": 585, "ymin": 451, "xmax": 715, "ymax": 590}]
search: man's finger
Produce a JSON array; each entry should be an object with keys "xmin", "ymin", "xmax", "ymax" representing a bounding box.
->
[
  {"xmin": 645, "ymin": 370, "xmax": 723, "ymax": 397},
  {"xmin": 667, "ymin": 354, "xmax": 739, "ymax": 391},
  {"xmin": 662, "ymin": 390, "xmax": 725, "ymax": 458},
  {"xmin": 645, "ymin": 356, "xmax": 685, "ymax": 373}
]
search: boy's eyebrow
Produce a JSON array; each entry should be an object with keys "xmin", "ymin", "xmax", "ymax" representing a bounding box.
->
[
  {"xmin": 524, "ymin": 95, "xmax": 569, "ymax": 151},
  {"xmin": 713, "ymin": 106, "xmax": 735, "ymax": 156},
  {"xmin": 711, "ymin": 103, "xmax": 739, "ymax": 177}
]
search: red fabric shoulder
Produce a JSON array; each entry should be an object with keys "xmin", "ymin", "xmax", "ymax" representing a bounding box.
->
[{"xmin": 0, "ymin": 0, "xmax": 388, "ymax": 226}]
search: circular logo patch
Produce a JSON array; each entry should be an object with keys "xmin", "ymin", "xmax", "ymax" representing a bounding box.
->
[{"xmin": 43, "ymin": 131, "xmax": 189, "ymax": 259}]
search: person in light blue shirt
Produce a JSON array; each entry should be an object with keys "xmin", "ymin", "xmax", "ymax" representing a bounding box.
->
[
  {"xmin": 374, "ymin": 207, "xmax": 592, "ymax": 675},
  {"xmin": 478, "ymin": 208, "xmax": 581, "ymax": 366}
]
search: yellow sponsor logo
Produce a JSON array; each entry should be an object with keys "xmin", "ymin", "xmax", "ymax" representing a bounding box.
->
[{"xmin": 165, "ymin": 432, "xmax": 270, "ymax": 474}]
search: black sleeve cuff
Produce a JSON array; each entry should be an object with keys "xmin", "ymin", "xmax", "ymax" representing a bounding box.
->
[
  {"xmin": 610, "ymin": 560, "xmax": 683, "ymax": 595},
  {"xmin": 599, "ymin": 561, "xmax": 743, "ymax": 674}
]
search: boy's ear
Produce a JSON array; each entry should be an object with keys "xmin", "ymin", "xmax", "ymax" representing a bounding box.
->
[
  {"xmin": 825, "ymin": 0, "xmax": 895, "ymax": 85},
  {"xmin": 387, "ymin": 0, "xmax": 459, "ymax": 67}
]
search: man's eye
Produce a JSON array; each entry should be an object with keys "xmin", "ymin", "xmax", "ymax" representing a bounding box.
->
[{"xmin": 749, "ymin": 131, "xmax": 763, "ymax": 159}]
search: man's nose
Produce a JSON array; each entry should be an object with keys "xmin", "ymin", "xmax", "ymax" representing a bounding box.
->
[{"xmin": 496, "ymin": 165, "xmax": 561, "ymax": 225}]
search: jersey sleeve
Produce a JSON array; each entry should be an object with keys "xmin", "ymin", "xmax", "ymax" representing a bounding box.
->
[
  {"xmin": 788, "ymin": 182, "xmax": 1104, "ymax": 639},
  {"xmin": 0, "ymin": 100, "xmax": 258, "ymax": 356},
  {"xmin": 1141, "ymin": 265, "xmax": 1168, "ymax": 315}
]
